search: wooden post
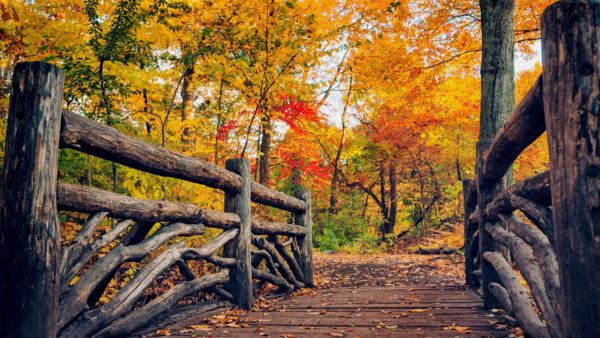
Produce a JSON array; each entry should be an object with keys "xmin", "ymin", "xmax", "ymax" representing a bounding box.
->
[
  {"xmin": 0, "ymin": 62, "xmax": 64, "ymax": 337},
  {"xmin": 294, "ymin": 189, "xmax": 313, "ymax": 286},
  {"xmin": 476, "ymin": 140, "xmax": 503, "ymax": 309},
  {"xmin": 223, "ymin": 158, "xmax": 253, "ymax": 309},
  {"xmin": 542, "ymin": 1, "xmax": 600, "ymax": 336},
  {"xmin": 462, "ymin": 179, "xmax": 476, "ymax": 286}
]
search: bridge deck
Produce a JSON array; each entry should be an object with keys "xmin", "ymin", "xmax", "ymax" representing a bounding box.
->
[{"xmin": 154, "ymin": 254, "xmax": 513, "ymax": 337}]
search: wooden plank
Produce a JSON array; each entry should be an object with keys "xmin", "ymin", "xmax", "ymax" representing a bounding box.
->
[{"xmin": 165, "ymin": 284, "xmax": 509, "ymax": 338}]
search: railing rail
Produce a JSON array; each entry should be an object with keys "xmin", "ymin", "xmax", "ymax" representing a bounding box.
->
[
  {"xmin": 0, "ymin": 63, "xmax": 313, "ymax": 337},
  {"xmin": 463, "ymin": 1, "xmax": 600, "ymax": 337}
]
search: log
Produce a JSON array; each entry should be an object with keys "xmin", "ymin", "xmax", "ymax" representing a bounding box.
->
[
  {"xmin": 463, "ymin": 179, "xmax": 477, "ymax": 286},
  {"xmin": 87, "ymin": 220, "xmax": 155, "ymax": 308},
  {"xmin": 499, "ymin": 214, "xmax": 560, "ymax": 313},
  {"xmin": 57, "ymin": 182, "xmax": 306, "ymax": 236},
  {"xmin": 294, "ymin": 189, "xmax": 313, "ymax": 286},
  {"xmin": 209, "ymin": 287, "xmax": 234, "ymax": 301},
  {"xmin": 476, "ymin": 139, "xmax": 504, "ymax": 309},
  {"xmin": 485, "ymin": 223, "xmax": 560, "ymax": 337},
  {"xmin": 222, "ymin": 159, "xmax": 253, "ymax": 309},
  {"xmin": 464, "ymin": 178, "xmax": 477, "ymax": 209},
  {"xmin": 61, "ymin": 219, "xmax": 133, "ymax": 290},
  {"xmin": 416, "ymin": 246, "xmax": 460, "ymax": 255},
  {"xmin": 252, "ymin": 235, "xmax": 305, "ymax": 289},
  {"xmin": 271, "ymin": 235, "xmax": 305, "ymax": 281},
  {"xmin": 252, "ymin": 219, "xmax": 307, "ymax": 236},
  {"xmin": 509, "ymin": 194, "xmax": 553, "ymax": 240},
  {"xmin": 542, "ymin": 2, "xmax": 600, "ymax": 335},
  {"xmin": 59, "ymin": 212, "xmax": 109, "ymax": 284},
  {"xmin": 481, "ymin": 76, "xmax": 545, "ymax": 184},
  {"xmin": 57, "ymin": 182, "xmax": 239, "ymax": 228},
  {"xmin": 93, "ymin": 270, "xmax": 230, "ymax": 338},
  {"xmin": 57, "ymin": 224, "xmax": 224, "ymax": 329},
  {"xmin": 0, "ymin": 62, "xmax": 64, "ymax": 338},
  {"xmin": 483, "ymin": 251, "xmax": 550, "ymax": 338},
  {"xmin": 488, "ymin": 282, "xmax": 513, "ymax": 315},
  {"xmin": 59, "ymin": 229, "xmax": 237, "ymax": 337},
  {"xmin": 134, "ymin": 302, "xmax": 228, "ymax": 335},
  {"xmin": 251, "ymin": 249, "xmax": 278, "ymax": 274},
  {"xmin": 252, "ymin": 268, "xmax": 294, "ymax": 292},
  {"xmin": 484, "ymin": 171, "xmax": 551, "ymax": 220},
  {"xmin": 60, "ymin": 110, "xmax": 307, "ymax": 213}
]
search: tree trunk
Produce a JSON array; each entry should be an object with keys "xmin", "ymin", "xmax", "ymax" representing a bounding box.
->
[
  {"xmin": 0, "ymin": 62, "xmax": 64, "ymax": 338},
  {"xmin": 259, "ymin": 113, "xmax": 272, "ymax": 186},
  {"xmin": 181, "ymin": 67, "xmax": 195, "ymax": 146},
  {"xmin": 329, "ymin": 75, "xmax": 352, "ymax": 215},
  {"xmin": 387, "ymin": 162, "xmax": 397, "ymax": 235},
  {"xmin": 477, "ymin": 0, "xmax": 515, "ymax": 309}
]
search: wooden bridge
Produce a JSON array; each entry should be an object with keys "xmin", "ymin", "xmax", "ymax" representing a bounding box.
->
[{"xmin": 0, "ymin": 1, "xmax": 599, "ymax": 337}]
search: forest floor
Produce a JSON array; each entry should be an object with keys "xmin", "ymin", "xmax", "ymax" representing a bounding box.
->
[{"xmin": 147, "ymin": 251, "xmax": 521, "ymax": 337}]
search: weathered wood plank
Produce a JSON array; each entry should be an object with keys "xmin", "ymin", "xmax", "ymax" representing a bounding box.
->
[
  {"xmin": 167, "ymin": 285, "xmax": 509, "ymax": 338},
  {"xmin": 0, "ymin": 62, "xmax": 64, "ymax": 338}
]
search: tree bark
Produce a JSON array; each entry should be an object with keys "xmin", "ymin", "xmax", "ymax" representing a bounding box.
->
[
  {"xmin": 542, "ymin": 2, "xmax": 600, "ymax": 336},
  {"xmin": 259, "ymin": 113, "xmax": 272, "ymax": 186},
  {"xmin": 0, "ymin": 62, "xmax": 64, "ymax": 338},
  {"xmin": 181, "ymin": 67, "xmax": 195, "ymax": 146},
  {"xmin": 478, "ymin": 0, "xmax": 515, "ymax": 309}
]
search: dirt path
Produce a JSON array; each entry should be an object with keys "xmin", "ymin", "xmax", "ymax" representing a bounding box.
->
[{"xmin": 149, "ymin": 253, "xmax": 514, "ymax": 337}]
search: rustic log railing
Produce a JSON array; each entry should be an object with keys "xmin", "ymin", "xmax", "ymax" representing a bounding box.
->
[
  {"xmin": 0, "ymin": 66, "xmax": 313, "ymax": 337},
  {"xmin": 463, "ymin": 1, "xmax": 600, "ymax": 337}
]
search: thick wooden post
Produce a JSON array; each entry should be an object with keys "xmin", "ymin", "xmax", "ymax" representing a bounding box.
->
[
  {"xmin": 476, "ymin": 141, "xmax": 503, "ymax": 309},
  {"xmin": 463, "ymin": 179, "xmax": 476, "ymax": 286},
  {"xmin": 223, "ymin": 158, "xmax": 253, "ymax": 309},
  {"xmin": 542, "ymin": 1, "xmax": 600, "ymax": 336},
  {"xmin": 294, "ymin": 189, "xmax": 313, "ymax": 286},
  {"xmin": 0, "ymin": 62, "xmax": 64, "ymax": 337}
]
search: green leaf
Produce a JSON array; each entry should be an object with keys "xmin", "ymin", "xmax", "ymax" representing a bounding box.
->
[
  {"xmin": 285, "ymin": 1, "xmax": 294, "ymax": 9},
  {"xmin": 42, "ymin": 56, "xmax": 57, "ymax": 62}
]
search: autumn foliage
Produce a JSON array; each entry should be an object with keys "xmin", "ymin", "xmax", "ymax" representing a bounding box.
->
[{"xmin": 0, "ymin": 0, "xmax": 552, "ymax": 251}]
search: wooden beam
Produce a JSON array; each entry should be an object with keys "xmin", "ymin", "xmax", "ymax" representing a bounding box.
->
[
  {"xmin": 542, "ymin": 1, "xmax": 600, "ymax": 336},
  {"xmin": 0, "ymin": 62, "xmax": 64, "ymax": 338},
  {"xmin": 223, "ymin": 158, "xmax": 253, "ymax": 309},
  {"xmin": 59, "ymin": 110, "xmax": 306, "ymax": 213},
  {"xmin": 481, "ymin": 76, "xmax": 545, "ymax": 185}
]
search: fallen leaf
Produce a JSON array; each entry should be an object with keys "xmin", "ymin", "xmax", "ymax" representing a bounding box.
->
[
  {"xmin": 154, "ymin": 330, "xmax": 171, "ymax": 336},
  {"xmin": 409, "ymin": 308, "xmax": 429, "ymax": 312}
]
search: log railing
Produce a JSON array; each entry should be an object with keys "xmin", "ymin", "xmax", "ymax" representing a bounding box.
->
[
  {"xmin": 0, "ymin": 65, "xmax": 313, "ymax": 337},
  {"xmin": 463, "ymin": 1, "xmax": 600, "ymax": 337}
]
